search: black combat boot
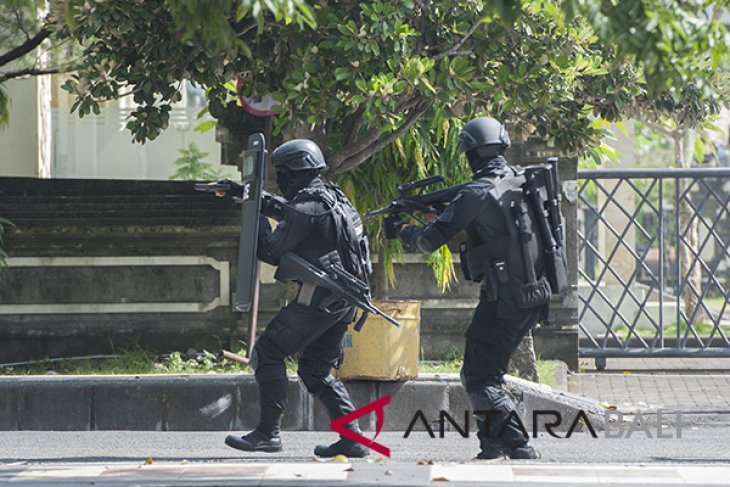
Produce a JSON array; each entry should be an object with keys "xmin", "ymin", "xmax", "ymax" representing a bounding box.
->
[
  {"xmin": 312, "ymin": 377, "xmax": 368, "ymax": 458},
  {"xmin": 505, "ymin": 443, "xmax": 541, "ymax": 459},
  {"xmin": 475, "ymin": 419, "xmax": 506, "ymax": 460},
  {"xmin": 225, "ymin": 430, "xmax": 282, "ymax": 453},
  {"xmin": 314, "ymin": 437, "xmax": 369, "ymax": 458},
  {"xmin": 476, "ymin": 440, "xmax": 506, "ymax": 460},
  {"xmin": 226, "ymin": 374, "xmax": 286, "ymax": 453}
]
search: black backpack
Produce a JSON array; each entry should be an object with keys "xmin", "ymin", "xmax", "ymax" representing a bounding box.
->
[{"xmin": 461, "ymin": 158, "xmax": 568, "ymax": 308}]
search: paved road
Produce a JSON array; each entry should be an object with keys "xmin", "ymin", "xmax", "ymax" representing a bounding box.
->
[
  {"xmin": 4, "ymin": 417, "xmax": 730, "ymax": 465},
  {"xmin": 1, "ymin": 427, "xmax": 729, "ymax": 485},
  {"xmin": 0, "ymin": 427, "xmax": 722, "ymax": 465}
]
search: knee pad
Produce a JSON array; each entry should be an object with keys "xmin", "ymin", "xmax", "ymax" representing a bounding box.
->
[
  {"xmin": 297, "ymin": 357, "xmax": 329, "ymax": 395},
  {"xmin": 468, "ymin": 386, "xmax": 514, "ymax": 416},
  {"xmin": 252, "ymin": 339, "xmax": 287, "ymax": 384}
]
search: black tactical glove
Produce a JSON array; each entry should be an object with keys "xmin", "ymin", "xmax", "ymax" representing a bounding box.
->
[
  {"xmin": 383, "ymin": 215, "xmax": 405, "ymax": 240},
  {"xmin": 261, "ymin": 190, "xmax": 287, "ymax": 220},
  {"xmin": 216, "ymin": 179, "xmax": 244, "ymax": 199}
]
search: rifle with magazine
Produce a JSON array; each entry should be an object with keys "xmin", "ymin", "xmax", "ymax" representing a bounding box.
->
[
  {"xmin": 274, "ymin": 251, "xmax": 401, "ymax": 331},
  {"xmin": 368, "ymin": 157, "xmax": 569, "ymax": 295},
  {"xmin": 365, "ymin": 175, "xmax": 467, "ymax": 221}
]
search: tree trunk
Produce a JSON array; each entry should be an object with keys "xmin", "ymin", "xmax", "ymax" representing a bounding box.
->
[
  {"xmin": 374, "ymin": 246, "xmax": 390, "ymax": 300},
  {"xmin": 508, "ymin": 332, "xmax": 539, "ymax": 382},
  {"xmin": 676, "ymin": 129, "xmax": 703, "ymax": 325}
]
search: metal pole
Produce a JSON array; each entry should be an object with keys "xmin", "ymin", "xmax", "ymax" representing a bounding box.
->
[
  {"xmin": 659, "ymin": 177, "xmax": 665, "ymax": 349},
  {"xmin": 675, "ymin": 175, "xmax": 682, "ymax": 347},
  {"xmin": 247, "ymin": 265, "xmax": 261, "ymax": 360}
]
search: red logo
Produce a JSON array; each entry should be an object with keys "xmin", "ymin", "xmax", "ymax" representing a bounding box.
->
[{"xmin": 330, "ymin": 395, "xmax": 391, "ymax": 457}]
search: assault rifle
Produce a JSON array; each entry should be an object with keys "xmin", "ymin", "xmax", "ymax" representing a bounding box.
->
[
  {"xmin": 366, "ymin": 175, "xmax": 467, "ymax": 220},
  {"xmin": 275, "ymin": 251, "xmax": 401, "ymax": 332},
  {"xmin": 194, "ymin": 183, "xmax": 288, "ymax": 220}
]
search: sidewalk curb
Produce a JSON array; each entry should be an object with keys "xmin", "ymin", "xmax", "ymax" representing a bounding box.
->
[
  {"xmin": 0, "ymin": 374, "xmax": 608, "ymax": 432},
  {"xmin": 504, "ymin": 375, "xmax": 608, "ymax": 432}
]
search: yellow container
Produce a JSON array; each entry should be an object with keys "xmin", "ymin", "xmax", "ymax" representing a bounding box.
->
[{"xmin": 335, "ymin": 300, "xmax": 420, "ymax": 381}]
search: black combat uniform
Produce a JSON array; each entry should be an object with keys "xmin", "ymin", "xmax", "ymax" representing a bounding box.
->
[
  {"xmin": 386, "ymin": 118, "xmax": 546, "ymax": 460},
  {"xmin": 224, "ymin": 139, "xmax": 369, "ymax": 458}
]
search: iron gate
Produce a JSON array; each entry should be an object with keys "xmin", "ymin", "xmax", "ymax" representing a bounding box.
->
[{"xmin": 577, "ymin": 168, "xmax": 730, "ymax": 366}]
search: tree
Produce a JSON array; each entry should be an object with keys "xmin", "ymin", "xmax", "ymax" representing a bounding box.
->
[
  {"xmin": 2, "ymin": 1, "xmax": 727, "ymax": 166},
  {"xmin": 0, "ymin": 0, "xmax": 313, "ymax": 128}
]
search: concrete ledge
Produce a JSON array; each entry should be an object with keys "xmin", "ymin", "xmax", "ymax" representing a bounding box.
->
[
  {"xmin": 0, "ymin": 374, "xmax": 607, "ymax": 432},
  {"xmin": 504, "ymin": 375, "xmax": 608, "ymax": 432}
]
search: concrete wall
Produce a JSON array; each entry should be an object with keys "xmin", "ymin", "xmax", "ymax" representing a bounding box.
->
[
  {"xmin": 0, "ymin": 177, "xmax": 270, "ymax": 361},
  {"xmin": 0, "ymin": 373, "xmax": 600, "ymax": 433},
  {"xmin": 0, "ymin": 175, "xmax": 479, "ymax": 362}
]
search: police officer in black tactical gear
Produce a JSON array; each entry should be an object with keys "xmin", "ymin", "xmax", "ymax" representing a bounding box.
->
[
  {"xmin": 383, "ymin": 117, "xmax": 545, "ymax": 460},
  {"xmin": 218, "ymin": 139, "xmax": 370, "ymax": 458}
]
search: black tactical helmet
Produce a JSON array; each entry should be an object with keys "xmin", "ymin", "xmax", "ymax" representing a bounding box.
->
[
  {"xmin": 458, "ymin": 117, "xmax": 511, "ymax": 154},
  {"xmin": 272, "ymin": 139, "xmax": 326, "ymax": 171}
]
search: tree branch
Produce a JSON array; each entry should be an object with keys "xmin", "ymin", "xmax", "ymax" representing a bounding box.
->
[
  {"xmin": 345, "ymin": 104, "xmax": 367, "ymax": 145},
  {"xmin": 0, "ymin": 28, "xmax": 51, "ymax": 68},
  {"xmin": 414, "ymin": 0, "xmax": 430, "ymax": 55},
  {"xmin": 644, "ymin": 120, "xmax": 682, "ymax": 140},
  {"xmin": 14, "ymin": 9, "xmax": 31, "ymax": 40},
  {"xmin": 0, "ymin": 66, "xmax": 59, "ymax": 82},
  {"xmin": 330, "ymin": 101, "xmax": 430, "ymax": 175},
  {"xmin": 342, "ymin": 91, "xmax": 422, "ymax": 151},
  {"xmin": 333, "ymin": 96, "xmax": 422, "ymax": 166},
  {"xmin": 433, "ymin": 20, "xmax": 482, "ymax": 61}
]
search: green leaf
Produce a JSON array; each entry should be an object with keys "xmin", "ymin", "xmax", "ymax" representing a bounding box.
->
[{"xmin": 194, "ymin": 120, "xmax": 217, "ymax": 133}]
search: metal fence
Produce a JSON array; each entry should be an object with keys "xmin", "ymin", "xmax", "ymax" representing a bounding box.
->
[{"xmin": 577, "ymin": 168, "xmax": 730, "ymax": 368}]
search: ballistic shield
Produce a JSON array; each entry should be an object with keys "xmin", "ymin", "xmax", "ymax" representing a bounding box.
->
[{"xmin": 234, "ymin": 133, "xmax": 268, "ymax": 311}]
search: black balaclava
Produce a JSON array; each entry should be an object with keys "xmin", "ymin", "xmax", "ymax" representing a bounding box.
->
[
  {"xmin": 467, "ymin": 145, "xmax": 508, "ymax": 178},
  {"xmin": 276, "ymin": 168, "xmax": 320, "ymax": 200}
]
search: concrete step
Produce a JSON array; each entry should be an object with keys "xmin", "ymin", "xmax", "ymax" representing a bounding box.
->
[{"xmin": 0, "ymin": 374, "xmax": 604, "ymax": 433}]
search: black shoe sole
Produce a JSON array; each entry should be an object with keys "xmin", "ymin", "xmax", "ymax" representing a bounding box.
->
[
  {"xmin": 506, "ymin": 449, "xmax": 541, "ymax": 460},
  {"xmin": 225, "ymin": 435, "xmax": 283, "ymax": 453},
  {"xmin": 475, "ymin": 452, "xmax": 506, "ymax": 460},
  {"xmin": 314, "ymin": 446, "xmax": 369, "ymax": 458}
]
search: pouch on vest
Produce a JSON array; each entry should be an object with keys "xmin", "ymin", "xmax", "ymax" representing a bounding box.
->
[{"xmin": 460, "ymin": 241, "xmax": 489, "ymax": 283}]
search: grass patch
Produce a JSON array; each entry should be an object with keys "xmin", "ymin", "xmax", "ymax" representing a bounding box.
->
[
  {"xmin": 0, "ymin": 348, "xmax": 560, "ymax": 387},
  {"xmin": 536, "ymin": 359, "xmax": 558, "ymax": 388},
  {"xmin": 0, "ymin": 349, "xmax": 247, "ymax": 376},
  {"xmin": 704, "ymin": 296, "xmax": 729, "ymax": 315},
  {"xmin": 608, "ymin": 321, "xmax": 730, "ymax": 340},
  {"xmin": 418, "ymin": 351, "xmax": 463, "ymax": 375}
]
